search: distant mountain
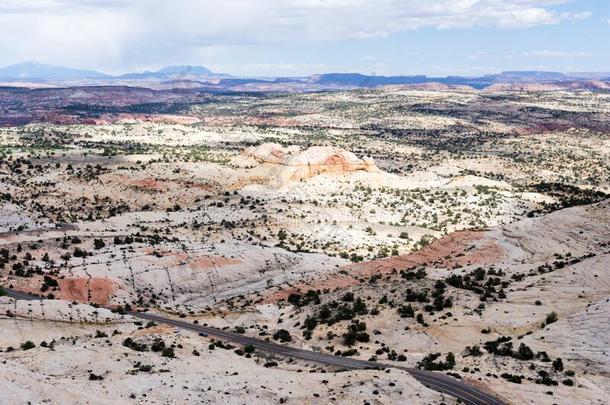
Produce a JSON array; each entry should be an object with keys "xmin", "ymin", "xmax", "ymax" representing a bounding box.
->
[
  {"xmin": 1, "ymin": 62, "xmax": 608, "ymax": 91},
  {"xmin": 119, "ymin": 65, "xmax": 227, "ymax": 80},
  {"xmin": 311, "ymin": 73, "xmax": 492, "ymax": 88},
  {"xmin": 567, "ymin": 72, "xmax": 610, "ymax": 80},
  {"xmin": 312, "ymin": 73, "xmax": 429, "ymax": 87},
  {"xmin": 310, "ymin": 70, "xmax": 601, "ymax": 89},
  {"xmin": 157, "ymin": 65, "xmax": 214, "ymax": 75},
  {"xmin": 483, "ymin": 71, "xmax": 566, "ymax": 83},
  {"xmin": 0, "ymin": 62, "xmax": 111, "ymax": 81},
  {"xmin": 0, "ymin": 62, "xmax": 226, "ymax": 82}
]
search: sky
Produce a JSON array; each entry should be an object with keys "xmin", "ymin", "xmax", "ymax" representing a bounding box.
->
[{"xmin": 0, "ymin": 0, "xmax": 609, "ymax": 77}]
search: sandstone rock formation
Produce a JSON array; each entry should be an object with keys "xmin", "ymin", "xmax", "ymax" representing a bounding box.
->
[
  {"xmin": 285, "ymin": 146, "xmax": 378, "ymax": 180},
  {"xmin": 243, "ymin": 143, "xmax": 297, "ymax": 165},
  {"xmin": 243, "ymin": 143, "xmax": 378, "ymax": 181}
]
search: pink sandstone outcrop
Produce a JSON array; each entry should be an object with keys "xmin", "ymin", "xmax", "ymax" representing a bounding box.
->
[
  {"xmin": 285, "ymin": 146, "xmax": 378, "ymax": 180},
  {"xmin": 243, "ymin": 143, "xmax": 378, "ymax": 180},
  {"xmin": 57, "ymin": 277, "xmax": 120, "ymax": 306}
]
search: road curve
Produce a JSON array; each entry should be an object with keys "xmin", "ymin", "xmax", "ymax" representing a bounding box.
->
[{"xmin": 3, "ymin": 288, "xmax": 505, "ymax": 405}]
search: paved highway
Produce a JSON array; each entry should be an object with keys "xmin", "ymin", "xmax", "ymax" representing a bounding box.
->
[{"xmin": 3, "ymin": 288, "xmax": 505, "ymax": 405}]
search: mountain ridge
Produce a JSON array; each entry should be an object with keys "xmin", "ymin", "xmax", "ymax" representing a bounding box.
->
[
  {"xmin": 0, "ymin": 62, "xmax": 226, "ymax": 81},
  {"xmin": 0, "ymin": 62, "xmax": 111, "ymax": 80},
  {"xmin": 0, "ymin": 62, "xmax": 608, "ymax": 90}
]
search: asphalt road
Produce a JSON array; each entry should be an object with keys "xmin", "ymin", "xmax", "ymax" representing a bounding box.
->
[{"xmin": 3, "ymin": 288, "xmax": 505, "ymax": 405}]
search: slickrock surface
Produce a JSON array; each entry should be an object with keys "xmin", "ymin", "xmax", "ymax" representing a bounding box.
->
[{"xmin": 1, "ymin": 87, "xmax": 609, "ymax": 404}]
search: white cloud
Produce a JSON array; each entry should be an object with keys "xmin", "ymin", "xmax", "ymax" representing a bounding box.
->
[
  {"xmin": 560, "ymin": 11, "xmax": 591, "ymax": 20},
  {"xmin": 0, "ymin": 0, "xmax": 590, "ymax": 72},
  {"xmin": 522, "ymin": 50, "xmax": 592, "ymax": 57},
  {"xmin": 468, "ymin": 51, "xmax": 489, "ymax": 60}
]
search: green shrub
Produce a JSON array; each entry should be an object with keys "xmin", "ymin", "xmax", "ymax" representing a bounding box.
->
[
  {"xmin": 544, "ymin": 312, "xmax": 558, "ymax": 326},
  {"xmin": 273, "ymin": 329, "xmax": 292, "ymax": 342},
  {"xmin": 161, "ymin": 347, "xmax": 175, "ymax": 358},
  {"xmin": 417, "ymin": 352, "xmax": 455, "ymax": 371}
]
